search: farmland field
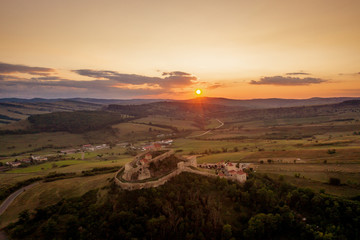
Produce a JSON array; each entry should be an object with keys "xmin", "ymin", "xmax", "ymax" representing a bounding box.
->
[{"xmin": 0, "ymin": 173, "xmax": 113, "ymax": 228}]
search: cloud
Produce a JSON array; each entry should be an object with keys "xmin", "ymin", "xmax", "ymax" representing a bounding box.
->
[
  {"xmin": 73, "ymin": 69, "xmax": 198, "ymax": 88},
  {"xmin": 206, "ymin": 83, "xmax": 224, "ymax": 90},
  {"xmin": 338, "ymin": 72, "xmax": 360, "ymax": 76},
  {"xmin": 0, "ymin": 62, "xmax": 55, "ymax": 76},
  {"xmin": 0, "ymin": 62, "xmax": 198, "ymax": 98},
  {"xmin": 162, "ymin": 71, "xmax": 192, "ymax": 77},
  {"xmin": 250, "ymin": 76, "xmax": 326, "ymax": 86},
  {"xmin": 286, "ymin": 72, "xmax": 310, "ymax": 76}
]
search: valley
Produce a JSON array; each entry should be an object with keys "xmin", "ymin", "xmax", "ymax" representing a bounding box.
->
[{"xmin": 0, "ymin": 97, "xmax": 360, "ymax": 239}]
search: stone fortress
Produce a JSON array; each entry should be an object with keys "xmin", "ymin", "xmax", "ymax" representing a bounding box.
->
[{"xmin": 115, "ymin": 150, "xmax": 247, "ymax": 191}]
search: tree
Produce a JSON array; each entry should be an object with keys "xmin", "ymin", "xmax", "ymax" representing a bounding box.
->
[
  {"xmin": 329, "ymin": 177, "xmax": 341, "ymax": 185},
  {"xmin": 327, "ymin": 149, "xmax": 336, "ymax": 154},
  {"xmin": 222, "ymin": 224, "xmax": 232, "ymax": 239}
]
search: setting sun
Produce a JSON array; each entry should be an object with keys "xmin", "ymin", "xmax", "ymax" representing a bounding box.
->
[{"xmin": 195, "ymin": 89, "xmax": 202, "ymax": 96}]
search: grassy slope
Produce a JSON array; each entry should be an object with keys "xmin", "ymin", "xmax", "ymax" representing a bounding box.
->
[
  {"xmin": 0, "ymin": 132, "xmax": 87, "ymax": 156},
  {"xmin": 132, "ymin": 115, "xmax": 198, "ymax": 130},
  {"xmin": 0, "ymin": 173, "xmax": 113, "ymax": 228}
]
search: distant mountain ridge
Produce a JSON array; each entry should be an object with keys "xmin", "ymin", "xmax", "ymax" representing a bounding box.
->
[
  {"xmin": 1, "ymin": 96, "xmax": 359, "ymax": 109},
  {"xmin": 183, "ymin": 97, "xmax": 360, "ymax": 109}
]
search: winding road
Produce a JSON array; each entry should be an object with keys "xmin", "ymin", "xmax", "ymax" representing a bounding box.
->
[
  {"xmin": 0, "ymin": 183, "xmax": 39, "ymax": 240},
  {"xmin": 0, "ymin": 182, "xmax": 39, "ymax": 216},
  {"xmin": 188, "ymin": 119, "xmax": 224, "ymax": 138}
]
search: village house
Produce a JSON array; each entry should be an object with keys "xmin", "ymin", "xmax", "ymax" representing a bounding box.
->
[
  {"xmin": 94, "ymin": 144, "xmax": 108, "ymax": 150},
  {"xmin": 31, "ymin": 155, "xmax": 48, "ymax": 161},
  {"xmin": 60, "ymin": 149, "xmax": 78, "ymax": 154},
  {"xmin": 6, "ymin": 161, "xmax": 22, "ymax": 167},
  {"xmin": 198, "ymin": 161, "xmax": 249, "ymax": 183},
  {"xmin": 142, "ymin": 143, "xmax": 162, "ymax": 151},
  {"xmin": 20, "ymin": 158, "xmax": 32, "ymax": 164}
]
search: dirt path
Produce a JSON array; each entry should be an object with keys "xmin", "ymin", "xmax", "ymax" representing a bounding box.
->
[
  {"xmin": 0, "ymin": 182, "xmax": 39, "ymax": 216},
  {"xmin": 188, "ymin": 119, "xmax": 224, "ymax": 138}
]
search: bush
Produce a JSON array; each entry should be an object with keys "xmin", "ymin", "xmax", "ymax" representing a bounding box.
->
[
  {"xmin": 327, "ymin": 149, "xmax": 336, "ymax": 154},
  {"xmin": 329, "ymin": 177, "xmax": 341, "ymax": 185}
]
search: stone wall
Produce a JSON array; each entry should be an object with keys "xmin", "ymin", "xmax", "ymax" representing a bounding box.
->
[
  {"xmin": 114, "ymin": 155, "xmax": 246, "ymax": 191},
  {"xmin": 115, "ymin": 167, "xmax": 184, "ymax": 190}
]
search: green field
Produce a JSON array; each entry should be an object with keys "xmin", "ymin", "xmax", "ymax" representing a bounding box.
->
[
  {"xmin": 132, "ymin": 115, "xmax": 198, "ymax": 130},
  {"xmin": 1, "ymin": 100, "xmax": 360, "ymax": 232},
  {"xmin": 0, "ymin": 132, "xmax": 88, "ymax": 156},
  {"xmin": 112, "ymin": 122, "xmax": 171, "ymax": 141},
  {"xmin": 0, "ymin": 173, "xmax": 113, "ymax": 228}
]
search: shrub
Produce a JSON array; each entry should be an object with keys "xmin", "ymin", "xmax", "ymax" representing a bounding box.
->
[{"xmin": 329, "ymin": 177, "xmax": 341, "ymax": 185}]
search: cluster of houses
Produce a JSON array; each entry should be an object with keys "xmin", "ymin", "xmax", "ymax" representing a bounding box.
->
[
  {"xmin": 4, "ymin": 155, "xmax": 49, "ymax": 169},
  {"xmin": 198, "ymin": 161, "xmax": 252, "ymax": 182},
  {"xmin": 141, "ymin": 139, "xmax": 173, "ymax": 151},
  {"xmin": 2, "ymin": 143, "xmax": 110, "ymax": 171},
  {"xmin": 82, "ymin": 144, "xmax": 109, "ymax": 152},
  {"xmin": 59, "ymin": 144, "xmax": 109, "ymax": 155}
]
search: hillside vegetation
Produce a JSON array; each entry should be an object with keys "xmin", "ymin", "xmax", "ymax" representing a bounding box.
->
[
  {"xmin": 5, "ymin": 173, "xmax": 360, "ymax": 240},
  {"xmin": 28, "ymin": 111, "xmax": 130, "ymax": 133}
]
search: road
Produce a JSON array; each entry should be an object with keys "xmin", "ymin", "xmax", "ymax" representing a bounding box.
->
[
  {"xmin": 188, "ymin": 119, "xmax": 224, "ymax": 138},
  {"xmin": 0, "ymin": 182, "xmax": 39, "ymax": 216}
]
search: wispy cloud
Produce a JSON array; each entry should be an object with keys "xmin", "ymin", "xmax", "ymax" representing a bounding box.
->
[
  {"xmin": 250, "ymin": 76, "xmax": 326, "ymax": 86},
  {"xmin": 73, "ymin": 69, "xmax": 198, "ymax": 88},
  {"xmin": 285, "ymin": 72, "xmax": 311, "ymax": 76},
  {"xmin": 0, "ymin": 62, "xmax": 199, "ymax": 98},
  {"xmin": 206, "ymin": 83, "xmax": 224, "ymax": 90},
  {"xmin": 0, "ymin": 62, "xmax": 55, "ymax": 76}
]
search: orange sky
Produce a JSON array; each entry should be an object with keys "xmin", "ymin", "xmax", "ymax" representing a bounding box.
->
[{"xmin": 0, "ymin": 0, "xmax": 359, "ymax": 99}]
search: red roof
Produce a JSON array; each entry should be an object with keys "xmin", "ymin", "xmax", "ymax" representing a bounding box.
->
[
  {"xmin": 229, "ymin": 170, "xmax": 236, "ymax": 174},
  {"xmin": 237, "ymin": 171, "xmax": 247, "ymax": 175},
  {"xmin": 140, "ymin": 158, "xmax": 149, "ymax": 164},
  {"xmin": 218, "ymin": 173, "xmax": 225, "ymax": 176},
  {"xmin": 228, "ymin": 162, "xmax": 233, "ymax": 166}
]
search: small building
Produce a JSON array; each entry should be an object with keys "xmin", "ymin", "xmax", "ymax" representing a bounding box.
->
[
  {"xmin": 82, "ymin": 144, "xmax": 95, "ymax": 151},
  {"xmin": 140, "ymin": 158, "xmax": 149, "ymax": 165},
  {"xmin": 31, "ymin": 156, "xmax": 48, "ymax": 161},
  {"xmin": 144, "ymin": 153, "xmax": 152, "ymax": 160},
  {"xmin": 231, "ymin": 170, "xmax": 247, "ymax": 182},
  {"xmin": 20, "ymin": 158, "xmax": 31, "ymax": 164},
  {"xmin": 7, "ymin": 162, "xmax": 21, "ymax": 167}
]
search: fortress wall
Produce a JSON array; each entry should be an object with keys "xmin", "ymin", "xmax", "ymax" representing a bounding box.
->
[
  {"xmin": 114, "ymin": 154, "xmax": 245, "ymax": 191},
  {"xmin": 114, "ymin": 167, "xmax": 245, "ymax": 191},
  {"xmin": 114, "ymin": 167, "xmax": 183, "ymax": 190},
  {"xmin": 150, "ymin": 150, "xmax": 175, "ymax": 164}
]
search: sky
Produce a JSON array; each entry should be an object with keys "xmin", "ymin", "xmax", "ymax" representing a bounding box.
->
[{"xmin": 0, "ymin": 0, "xmax": 359, "ymax": 99}]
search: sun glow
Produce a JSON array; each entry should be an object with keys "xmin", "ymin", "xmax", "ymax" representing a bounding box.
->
[{"xmin": 195, "ymin": 89, "xmax": 202, "ymax": 96}]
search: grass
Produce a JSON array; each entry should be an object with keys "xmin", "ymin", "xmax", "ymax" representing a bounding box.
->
[
  {"xmin": 172, "ymin": 138, "xmax": 240, "ymax": 154},
  {"xmin": 0, "ymin": 173, "xmax": 113, "ymax": 228},
  {"xmin": 132, "ymin": 115, "xmax": 198, "ymax": 130},
  {"xmin": 0, "ymin": 154, "xmax": 132, "ymax": 188},
  {"xmin": 0, "ymin": 132, "xmax": 88, "ymax": 156},
  {"xmin": 112, "ymin": 122, "xmax": 171, "ymax": 141},
  {"xmin": 197, "ymin": 152, "xmax": 255, "ymax": 163},
  {"xmin": 7, "ymin": 160, "xmax": 87, "ymax": 173},
  {"xmin": 264, "ymin": 172, "xmax": 360, "ymax": 198}
]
